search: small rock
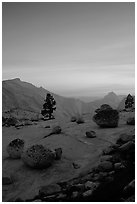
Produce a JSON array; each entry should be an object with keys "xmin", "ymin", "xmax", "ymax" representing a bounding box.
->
[
  {"xmin": 75, "ymin": 183, "xmax": 85, "ymax": 191},
  {"xmin": 43, "ymin": 194, "xmax": 57, "ymax": 201},
  {"xmin": 117, "ymin": 133, "xmax": 135, "ymax": 145},
  {"xmin": 72, "ymin": 191, "xmax": 79, "ymax": 199},
  {"xmin": 97, "ymin": 161, "xmax": 113, "ymax": 172},
  {"xmin": 85, "ymin": 181, "xmax": 97, "ymax": 190},
  {"xmin": 71, "ymin": 116, "xmax": 77, "ymax": 122},
  {"xmin": 111, "ymin": 154, "xmax": 121, "ymax": 163},
  {"xmin": 56, "ymin": 193, "xmax": 66, "ymax": 199},
  {"xmin": 103, "ymin": 146, "xmax": 117, "ymax": 155},
  {"xmin": 123, "ymin": 179, "xmax": 135, "ymax": 197},
  {"xmin": 16, "ymin": 126, "xmax": 22, "ymax": 129},
  {"xmin": 108, "ymin": 171, "xmax": 115, "ymax": 176},
  {"xmin": 86, "ymin": 131, "xmax": 96, "ymax": 138},
  {"xmin": 72, "ymin": 162, "xmax": 81, "ymax": 169},
  {"xmin": 76, "ymin": 117, "xmax": 84, "ymax": 124},
  {"xmin": 127, "ymin": 117, "xmax": 135, "ymax": 125},
  {"xmin": 83, "ymin": 189, "xmax": 93, "ymax": 197},
  {"xmin": 39, "ymin": 184, "xmax": 61, "ymax": 197},
  {"xmin": 51, "ymin": 126, "xmax": 62, "ymax": 134},
  {"xmin": 2, "ymin": 176, "xmax": 13, "ymax": 185},
  {"xmin": 100, "ymin": 155, "xmax": 113, "ymax": 162},
  {"xmin": 55, "ymin": 148, "xmax": 62, "ymax": 160},
  {"xmin": 90, "ymin": 173, "xmax": 100, "ymax": 181},
  {"xmin": 45, "ymin": 125, "xmax": 50, "ymax": 128},
  {"xmin": 118, "ymin": 141, "xmax": 135, "ymax": 153},
  {"xmin": 98, "ymin": 172, "xmax": 108, "ymax": 181},
  {"xmin": 114, "ymin": 162, "xmax": 125, "ymax": 170}
]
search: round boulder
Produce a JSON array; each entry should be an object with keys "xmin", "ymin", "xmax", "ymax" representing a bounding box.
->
[
  {"xmin": 86, "ymin": 131, "xmax": 96, "ymax": 138},
  {"xmin": 22, "ymin": 144, "xmax": 55, "ymax": 169},
  {"xmin": 7, "ymin": 138, "xmax": 25, "ymax": 159},
  {"xmin": 93, "ymin": 109, "xmax": 119, "ymax": 128}
]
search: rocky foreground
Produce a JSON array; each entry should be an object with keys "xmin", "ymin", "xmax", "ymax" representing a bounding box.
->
[
  {"xmin": 2, "ymin": 111, "xmax": 135, "ymax": 202},
  {"xmin": 31, "ymin": 133, "xmax": 135, "ymax": 202}
]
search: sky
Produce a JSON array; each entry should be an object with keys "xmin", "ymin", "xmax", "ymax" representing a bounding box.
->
[{"xmin": 2, "ymin": 2, "xmax": 135, "ymax": 97}]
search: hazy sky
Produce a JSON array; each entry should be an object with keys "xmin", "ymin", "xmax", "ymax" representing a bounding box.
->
[{"xmin": 2, "ymin": 2, "xmax": 135, "ymax": 97}]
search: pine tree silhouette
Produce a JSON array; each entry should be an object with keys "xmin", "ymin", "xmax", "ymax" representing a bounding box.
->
[{"xmin": 125, "ymin": 94, "xmax": 134, "ymax": 109}]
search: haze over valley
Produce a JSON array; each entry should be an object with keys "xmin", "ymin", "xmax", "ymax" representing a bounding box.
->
[{"xmin": 2, "ymin": 2, "xmax": 135, "ymax": 202}]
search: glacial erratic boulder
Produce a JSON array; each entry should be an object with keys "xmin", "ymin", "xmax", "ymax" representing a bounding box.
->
[
  {"xmin": 93, "ymin": 105, "xmax": 119, "ymax": 128},
  {"xmin": 22, "ymin": 144, "xmax": 55, "ymax": 169},
  {"xmin": 7, "ymin": 138, "xmax": 25, "ymax": 159}
]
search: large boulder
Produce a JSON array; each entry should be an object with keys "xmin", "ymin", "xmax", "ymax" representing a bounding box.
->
[
  {"xmin": 93, "ymin": 105, "xmax": 119, "ymax": 128},
  {"xmin": 7, "ymin": 138, "xmax": 25, "ymax": 159},
  {"xmin": 22, "ymin": 144, "xmax": 55, "ymax": 169}
]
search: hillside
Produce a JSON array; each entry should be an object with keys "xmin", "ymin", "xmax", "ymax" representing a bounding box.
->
[
  {"xmin": 2, "ymin": 79, "xmax": 128, "ymax": 121},
  {"xmin": 2, "ymin": 78, "xmax": 91, "ymax": 119}
]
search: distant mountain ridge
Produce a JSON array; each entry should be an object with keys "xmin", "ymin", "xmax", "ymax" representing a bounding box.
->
[
  {"xmin": 2, "ymin": 78, "xmax": 91, "ymax": 119},
  {"xmin": 2, "ymin": 78, "xmax": 128, "ymax": 119},
  {"xmin": 86, "ymin": 92, "xmax": 126, "ymax": 110}
]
